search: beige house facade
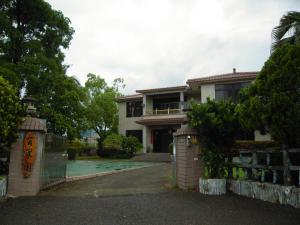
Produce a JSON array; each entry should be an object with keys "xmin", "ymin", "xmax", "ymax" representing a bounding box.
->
[{"xmin": 118, "ymin": 70, "xmax": 268, "ymax": 153}]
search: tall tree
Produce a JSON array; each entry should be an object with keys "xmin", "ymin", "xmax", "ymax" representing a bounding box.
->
[
  {"xmin": 238, "ymin": 44, "xmax": 300, "ymax": 148},
  {"xmin": 84, "ymin": 74, "xmax": 124, "ymax": 148},
  {"xmin": 0, "ymin": 0, "xmax": 74, "ymax": 89},
  {"xmin": 28, "ymin": 73, "xmax": 87, "ymax": 139},
  {"xmin": 0, "ymin": 76, "xmax": 23, "ymax": 174},
  {"xmin": 272, "ymin": 11, "xmax": 300, "ymax": 51},
  {"xmin": 0, "ymin": 0, "xmax": 87, "ymax": 139}
]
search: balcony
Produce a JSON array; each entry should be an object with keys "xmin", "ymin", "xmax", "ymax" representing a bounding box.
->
[
  {"xmin": 145, "ymin": 101, "xmax": 191, "ymax": 116},
  {"xmin": 146, "ymin": 108, "xmax": 181, "ymax": 116},
  {"xmin": 146, "ymin": 102, "xmax": 181, "ymax": 116},
  {"xmin": 136, "ymin": 113, "xmax": 186, "ymax": 126},
  {"xmin": 135, "ymin": 102, "xmax": 186, "ymax": 126}
]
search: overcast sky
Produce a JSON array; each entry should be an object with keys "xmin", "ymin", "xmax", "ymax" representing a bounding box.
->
[{"xmin": 47, "ymin": 0, "xmax": 299, "ymax": 94}]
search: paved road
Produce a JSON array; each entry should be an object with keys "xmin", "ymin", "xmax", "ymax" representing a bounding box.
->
[{"xmin": 1, "ymin": 163, "xmax": 300, "ymax": 225}]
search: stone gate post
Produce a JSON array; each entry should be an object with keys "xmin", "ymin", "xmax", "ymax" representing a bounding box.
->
[
  {"xmin": 174, "ymin": 123, "xmax": 202, "ymax": 190},
  {"xmin": 7, "ymin": 98, "xmax": 47, "ymax": 196}
]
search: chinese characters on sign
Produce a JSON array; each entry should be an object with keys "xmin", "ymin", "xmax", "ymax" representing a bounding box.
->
[{"xmin": 22, "ymin": 132, "xmax": 37, "ymax": 178}]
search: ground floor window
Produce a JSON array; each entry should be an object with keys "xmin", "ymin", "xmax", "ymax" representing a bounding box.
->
[{"xmin": 126, "ymin": 130, "xmax": 143, "ymax": 144}]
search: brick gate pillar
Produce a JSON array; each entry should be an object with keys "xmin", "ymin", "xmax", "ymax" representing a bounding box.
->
[
  {"xmin": 7, "ymin": 98, "xmax": 47, "ymax": 197},
  {"xmin": 174, "ymin": 123, "xmax": 202, "ymax": 190}
]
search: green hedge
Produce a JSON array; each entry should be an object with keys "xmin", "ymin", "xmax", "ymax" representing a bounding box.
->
[
  {"xmin": 66, "ymin": 140, "xmax": 97, "ymax": 160},
  {"xmin": 100, "ymin": 133, "xmax": 142, "ymax": 158},
  {"xmin": 103, "ymin": 133, "xmax": 123, "ymax": 150}
]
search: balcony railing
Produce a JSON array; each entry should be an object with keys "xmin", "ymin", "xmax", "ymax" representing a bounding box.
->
[
  {"xmin": 143, "ymin": 101, "xmax": 192, "ymax": 116},
  {"xmin": 146, "ymin": 108, "xmax": 182, "ymax": 116}
]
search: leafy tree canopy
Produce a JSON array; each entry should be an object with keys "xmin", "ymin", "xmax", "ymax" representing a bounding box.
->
[
  {"xmin": 238, "ymin": 44, "xmax": 300, "ymax": 148},
  {"xmin": 84, "ymin": 74, "xmax": 124, "ymax": 146},
  {"xmin": 188, "ymin": 99, "xmax": 241, "ymax": 178},
  {"xmin": 0, "ymin": 0, "xmax": 87, "ymax": 139},
  {"xmin": 30, "ymin": 73, "xmax": 87, "ymax": 139},
  {"xmin": 0, "ymin": 76, "xmax": 23, "ymax": 156},
  {"xmin": 0, "ymin": 0, "xmax": 74, "ymax": 89}
]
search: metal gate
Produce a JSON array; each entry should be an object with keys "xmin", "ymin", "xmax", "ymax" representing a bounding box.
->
[{"xmin": 41, "ymin": 133, "xmax": 68, "ymax": 189}]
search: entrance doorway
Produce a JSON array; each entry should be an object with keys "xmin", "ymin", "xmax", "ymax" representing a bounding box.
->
[{"xmin": 153, "ymin": 129, "xmax": 173, "ymax": 153}]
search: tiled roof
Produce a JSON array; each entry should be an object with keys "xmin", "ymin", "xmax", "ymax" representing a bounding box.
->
[
  {"xmin": 187, "ymin": 71, "xmax": 258, "ymax": 85},
  {"xmin": 117, "ymin": 94, "xmax": 143, "ymax": 102},
  {"xmin": 19, "ymin": 117, "xmax": 47, "ymax": 132},
  {"xmin": 136, "ymin": 85, "xmax": 187, "ymax": 94}
]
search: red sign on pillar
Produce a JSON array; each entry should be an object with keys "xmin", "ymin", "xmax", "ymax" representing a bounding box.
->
[{"xmin": 22, "ymin": 132, "xmax": 37, "ymax": 178}]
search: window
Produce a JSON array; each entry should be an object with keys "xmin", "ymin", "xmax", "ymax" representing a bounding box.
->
[
  {"xmin": 126, "ymin": 130, "xmax": 143, "ymax": 143},
  {"xmin": 126, "ymin": 101, "xmax": 142, "ymax": 117},
  {"xmin": 215, "ymin": 82, "xmax": 250, "ymax": 102}
]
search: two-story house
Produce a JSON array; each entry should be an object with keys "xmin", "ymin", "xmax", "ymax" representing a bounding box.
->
[{"xmin": 118, "ymin": 69, "xmax": 262, "ymax": 154}]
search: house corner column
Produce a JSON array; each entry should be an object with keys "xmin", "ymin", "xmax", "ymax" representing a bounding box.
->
[
  {"xmin": 142, "ymin": 126, "xmax": 147, "ymax": 153},
  {"xmin": 180, "ymin": 91, "xmax": 184, "ymax": 112},
  {"xmin": 143, "ymin": 95, "xmax": 147, "ymax": 115}
]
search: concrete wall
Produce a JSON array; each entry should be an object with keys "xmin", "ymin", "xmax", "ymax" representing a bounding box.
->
[
  {"xmin": 229, "ymin": 180, "xmax": 300, "ymax": 208},
  {"xmin": 201, "ymin": 84, "xmax": 215, "ymax": 103},
  {"xmin": 118, "ymin": 102, "xmax": 144, "ymax": 136},
  {"xmin": 8, "ymin": 131, "xmax": 45, "ymax": 196}
]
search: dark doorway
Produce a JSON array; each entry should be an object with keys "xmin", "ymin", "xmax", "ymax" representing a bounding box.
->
[{"xmin": 153, "ymin": 129, "xmax": 172, "ymax": 153}]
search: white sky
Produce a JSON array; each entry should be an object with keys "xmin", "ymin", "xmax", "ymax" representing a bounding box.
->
[{"xmin": 47, "ymin": 0, "xmax": 300, "ymax": 94}]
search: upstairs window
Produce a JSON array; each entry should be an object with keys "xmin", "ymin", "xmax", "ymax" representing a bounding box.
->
[
  {"xmin": 215, "ymin": 82, "xmax": 250, "ymax": 102},
  {"xmin": 126, "ymin": 101, "xmax": 142, "ymax": 117}
]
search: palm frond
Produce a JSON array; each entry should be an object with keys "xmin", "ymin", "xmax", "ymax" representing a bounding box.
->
[
  {"xmin": 271, "ymin": 36, "xmax": 295, "ymax": 51},
  {"xmin": 271, "ymin": 11, "xmax": 300, "ymax": 51}
]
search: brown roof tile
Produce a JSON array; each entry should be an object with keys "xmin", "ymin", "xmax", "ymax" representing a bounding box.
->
[
  {"xmin": 117, "ymin": 94, "xmax": 143, "ymax": 102},
  {"xmin": 136, "ymin": 85, "xmax": 187, "ymax": 94},
  {"xmin": 187, "ymin": 71, "xmax": 258, "ymax": 85}
]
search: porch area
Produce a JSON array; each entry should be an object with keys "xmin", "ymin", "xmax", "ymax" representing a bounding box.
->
[{"xmin": 136, "ymin": 115, "xmax": 184, "ymax": 154}]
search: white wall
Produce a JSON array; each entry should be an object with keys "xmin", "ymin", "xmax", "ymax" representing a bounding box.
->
[
  {"xmin": 254, "ymin": 130, "xmax": 271, "ymax": 141},
  {"xmin": 201, "ymin": 84, "xmax": 215, "ymax": 103},
  {"xmin": 118, "ymin": 102, "xmax": 144, "ymax": 135}
]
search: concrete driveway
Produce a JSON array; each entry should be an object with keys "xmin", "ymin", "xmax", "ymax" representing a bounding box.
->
[{"xmin": 1, "ymin": 163, "xmax": 299, "ymax": 225}]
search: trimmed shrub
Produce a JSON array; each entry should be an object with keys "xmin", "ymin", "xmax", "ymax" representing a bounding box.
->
[
  {"xmin": 66, "ymin": 140, "xmax": 97, "ymax": 159},
  {"xmin": 122, "ymin": 136, "xmax": 142, "ymax": 154},
  {"xmin": 103, "ymin": 133, "xmax": 122, "ymax": 151},
  {"xmin": 100, "ymin": 134, "xmax": 142, "ymax": 158}
]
